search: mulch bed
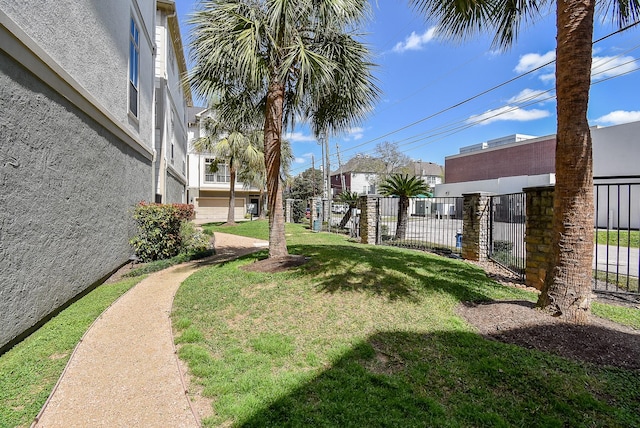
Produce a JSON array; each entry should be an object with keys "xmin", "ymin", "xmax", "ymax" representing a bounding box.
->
[
  {"xmin": 459, "ymin": 260, "xmax": 639, "ymax": 370},
  {"xmin": 457, "ymin": 299, "xmax": 640, "ymax": 370}
]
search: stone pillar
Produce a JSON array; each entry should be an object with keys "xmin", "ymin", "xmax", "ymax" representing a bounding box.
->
[
  {"xmin": 285, "ymin": 199, "xmax": 294, "ymax": 223},
  {"xmin": 358, "ymin": 195, "xmax": 380, "ymax": 244},
  {"xmin": 310, "ymin": 197, "xmax": 322, "ymax": 230},
  {"xmin": 461, "ymin": 192, "xmax": 492, "ymax": 261},
  {"xmin": 524, "ymin": 185, "xmax": 555, "ymax": 290}
]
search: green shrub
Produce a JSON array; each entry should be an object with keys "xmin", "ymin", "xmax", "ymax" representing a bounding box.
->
[
  {"xmin": 173, "ymin": 203, "xmax": 195, "ymax": 221},
  {"xmin": 179, "ymin": 221, "xmax": 210, "ymax": 254},
  {"xmin": 129, "ymin": 202, "xmax": 195, "ymax": 262},
  {"xmin": 292, "ymin": 200, "xmax": 306, "ymax": 223}
]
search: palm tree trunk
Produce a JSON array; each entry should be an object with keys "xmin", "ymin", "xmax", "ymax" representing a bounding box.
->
[
  {"xmin": 259, "ymin": 186, "xmax": 267, "ymax": 219},
  {"xmin": 395, "ymin": 197, "xmax": 409, "ymax": 240},
  {"xmin": 227, "ymin": 160, "xmax": 237, "ymax": 225},
  {"xmin": 536, "ymin": 0, "xmax": 595, "ymax": 324},
  {"xmin": 264, "ymin": 80, "xmax": 288, "ymax": 258},
  {"xmin": 338, "ymin": 210, "xmax": 353, "ymax": 229}
]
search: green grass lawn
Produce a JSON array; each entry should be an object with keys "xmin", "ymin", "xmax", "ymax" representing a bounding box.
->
[
  {"xmin": 595, "ymin": 229, "xmax": 640, "ymax": 248},
  {"xmin": 174, "ymin": 222, "xmax": 640, "ymax": 427},
  {"xmin": 202, "ymin": 221, "xmax": 270, "ymax": 241},
  {"xmin": 0, "ymin": 276, "xmax": 144, "ymax": 428}
]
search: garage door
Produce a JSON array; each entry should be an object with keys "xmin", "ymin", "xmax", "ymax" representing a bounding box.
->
[{"xmin": 196, "ymin": 197, "xmax": 245, "ymax": 222}]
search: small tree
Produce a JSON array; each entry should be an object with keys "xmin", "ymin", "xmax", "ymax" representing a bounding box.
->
[
  {"xmin": 337, "ymin": 190, "xmax": 360, "ymax": 229},
  {"xmin": 375, "ymin": 141, "xmax": 411, "ymax": 180},
  {"xmin": 379, "ymin": 174, "xmax": 429, "ymax": 240},
  {"xmin": 285, "ymin": 168, "xmax": 324, "ymax": 202},
  {"xmin": 193, "ymin": 106, "xmax": 263, "ymax": 226}
]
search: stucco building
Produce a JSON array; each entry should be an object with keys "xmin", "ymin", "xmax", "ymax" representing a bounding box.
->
[
  {"xmin": 0, "ymin": 1, "xmax": 191, "ymax": 352},
  {"xmin": 154, "ymin": 0, "xmax": 191, "ymax": 203},
  {"xmin": 434, "ymin": 121, "xmax": 640, "ymax": 228},
  {"xmin": 436, "ymin": 122, "xmax": 640, "ymax": 197},
  {"xmin": 331, "ymin": 155, "xmax": 443, "ymax": 197},
  {"xmin": 186, "ymin": 107, "xmax": 263, "ymax": 223}
]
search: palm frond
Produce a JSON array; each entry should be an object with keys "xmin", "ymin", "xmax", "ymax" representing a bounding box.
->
[{"xmin": 379, "ymin": 174, "xmax": 429, "ymax": 198}]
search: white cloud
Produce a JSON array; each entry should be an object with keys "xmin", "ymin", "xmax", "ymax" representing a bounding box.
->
[
  {"xmin": 467, "ymin": 106, "xmax": 550, "ymax": 125},
  {"xmin": 515, "ymin": 50, "xmax": 639, "ymax": 84},
  {"xmin": 507, "ymin": 88, "xmax": 552, "ymax": 104},
  {"xmin": 514, "ymin": 50, "xmax": 556, "ymax": 73},
  {"xmin": 592, "ymin": 55, "xmax": 638, "ymax": 80},
  {"xmin": 392, "ymin": 28, "xmax": 437, "ymax": 53},
  {"xmin": 345, "ymin": 127, "xmax": 364, "ymax": 140},
  {"xmin": 284, "ymin": 132, "xmax": 316, "ymax": 143},
  {"xmin": 294, "ymin": 152, "xmax": 316, "ymax": 164},
  {"xmin": 594, "ymin": 110, "xmax": 640, "ymax": 126},
  {"xmin": 539, "ymin": 72, "xmax": 555, "ymax": 83}
]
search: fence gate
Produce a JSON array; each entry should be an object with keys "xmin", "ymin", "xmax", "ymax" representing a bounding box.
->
[
  {"xmin": 593, "ymin": 182, "xmax": 640, "ymax": 300},
  {"xmin": 488, "ymin": 193, "xmax": 526, "ymax": 280}
]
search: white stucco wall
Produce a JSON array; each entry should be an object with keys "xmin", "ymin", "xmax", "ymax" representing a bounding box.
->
[
  {"xmin": 154, "ymin": 4, "xmax": 190, "ymax": 203},
  {"xmin": 350, "ymin": 172, "xmax": 378, "ymax": 195},
  {"xmin": 0, "ymin": 0, "xmax": 156, "ymax": 149},
  {"xmin": 434, "ymin": 174, "xmax": 556, "ymax": 197},
  {"xmin": 592, "ymin": 121, "xmax": 640, "ymax": 180}
]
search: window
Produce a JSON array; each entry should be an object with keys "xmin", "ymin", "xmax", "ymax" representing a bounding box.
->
[
  {"xmin": 129, "ymin": 18, "xmax": 140, "ymax": 117},
  {"xmin": 170, "ymin": 114, "xmax": 175, "ymax": 164},
  {"xmin": 204, "ymin": 158, "xmax": 231, "ymax": 183}
]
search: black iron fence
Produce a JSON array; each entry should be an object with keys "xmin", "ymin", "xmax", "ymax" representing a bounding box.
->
[
  {"xmin": 377, "ymin": 196, "xmax": 464, "ymax": 255},
  {"xmin": 593, "ymin": 182, "xmax": 640, "ymax": 297},
  {"xmin": 488, "ymin": 193, "xmax": 526, "ymax": 279},
  {"xmin": 299, "ymin": 184, "xmax": 639, "ymax": 300}
]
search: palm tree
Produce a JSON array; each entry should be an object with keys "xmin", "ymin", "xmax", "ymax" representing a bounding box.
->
[
  {"xmin": 189, "ymin": 0, "xmax": 379, "ymax": 259},
  {"xmin": 193, "ymin": 107, "xmax": 263, "ymax": 225},
  {"xmin": 379, "ymin": 174, "xmax": 429, "ymax": 240},
  {"xmin": 337, "ymin": 190, "xmax": 359, "ymax": 229},
  {"xmin": 408, "ymin": 0, "xmax": 639, "ymax": 324},
  {"xmin": 238, "ymin": 135, "xmax": 294, "ymax": 220}
]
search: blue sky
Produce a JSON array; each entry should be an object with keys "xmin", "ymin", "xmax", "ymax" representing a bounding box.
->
[{"xmin": 175, "ymin": 1, "xmax": 640, "ymax": 175}]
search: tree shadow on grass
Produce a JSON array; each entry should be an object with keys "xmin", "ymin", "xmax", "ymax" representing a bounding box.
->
[
  {"xmin": 286, "ymin": 243, "xmax": 507, "ymax": 304},
  {"xmin": 192, "ymin": 247, "xmax": 267, "ymax": 269},
  {"xmin": 237, "ymin": 329, "xmax": 640, "ymax": 428}
]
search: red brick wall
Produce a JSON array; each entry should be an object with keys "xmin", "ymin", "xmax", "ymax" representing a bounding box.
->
[{"xmin": 445, "ymin": 137, "xmax": 556, "ymax": 183}]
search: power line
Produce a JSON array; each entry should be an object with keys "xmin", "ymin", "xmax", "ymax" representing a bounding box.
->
[{"xmin": 290, "ymin": 21, "xmax": 640, "ymax": 175}]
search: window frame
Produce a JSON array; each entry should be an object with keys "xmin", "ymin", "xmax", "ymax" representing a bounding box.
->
[
  {"xmin": 204, "ymin": 158, "xmax": 231, "ymax": 183},
  {"xmin": 128, "ymin": 17, "xmax": 140, "ymax": 118}
]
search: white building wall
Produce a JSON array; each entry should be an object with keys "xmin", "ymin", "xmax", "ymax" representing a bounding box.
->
[
  {"xmin": 351, "ymin": 173, "xmax": 378, "ymax": 195},
  {"xmin": 592, "ymin": 121, "xmax": 640, "ymax": 180},
  {"xmin": 435, "ymin": 174, "xmax": 555, "ymax": 197},
  {"xmin": 154, "ymin": 2, "xmax": 190, "ymax": 203}
]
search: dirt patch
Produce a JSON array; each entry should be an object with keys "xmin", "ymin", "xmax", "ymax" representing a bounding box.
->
[
  {"xmin": 103, "ymin": 261, "xmax": 143, "ymax": 284},
  {"xmin": 240, "ymin": 255, "xmax": 309, "ymax": 273}
]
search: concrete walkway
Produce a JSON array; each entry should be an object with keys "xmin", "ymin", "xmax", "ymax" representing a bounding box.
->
[{"xmin": 33, "ymin": 233, "xmax": 268, "ymax": 428}]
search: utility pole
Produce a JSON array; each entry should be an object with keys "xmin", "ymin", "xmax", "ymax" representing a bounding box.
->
[
  {"xmin": 336, "ymin": 142, "xmax": 346, "ymax": 194},
  {"xmin": 322, "ymin": 129, "xmax": 330, "ymax": 200},
  {"xmin": 311, "ymin": 154, "xmax": 316, "ymax": 198}
]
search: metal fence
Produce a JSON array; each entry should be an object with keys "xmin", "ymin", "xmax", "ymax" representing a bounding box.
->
[
  {"xmin": 593, "ymin": 182, "xmax": 640, "ymax": 297},
  {"xmin": 303, "ymin": 185, "xmax": 639, "ymax": 300},
  {"xmin": 488, "ymin": 193, "xmax": 526, "ymax": 280},
  {"xmin": 377, "ymin": 196, "xmax": 464, "ymax": 255}
]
